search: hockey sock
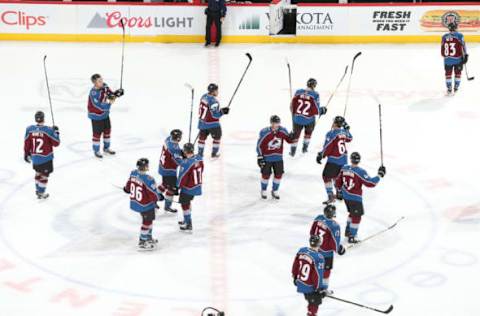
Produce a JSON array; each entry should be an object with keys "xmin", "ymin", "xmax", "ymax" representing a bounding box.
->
[
  {"xmin": 445, "ymin": 68, "xmax": 453, "ymax": 91},
  {"xmin": 104, "ymin": 129, "xmax": 111, "ymax": 150},
  {"xmin": 140, "ymin": 220, "xmax": 153, "ymax": 241},
  {"xmin": 454, "ymin": 72, "xmax": 461, "ymax": 90},
  {"xmin": 165, "ymin": 191, "xmax": 174, "ymax": 208},
  {"xmin": 212, "ymin": 139, "xmax": 220, "ymax": 156},
  {"xmin": 272, "ymin": 175, "xmax": 282, "ymax": 191},
  {"xmin": 323, "ymin": 178, "xmax": 334, "ymax": 196},
  {"xmin": 35, "ymin": 173, "xmax": 42, "ymax": 193},
  {"xmin": 346, "ymin": 216, "xmax": 352, "ymax": 235},
  {"xmin": 37, "ymin": 173, "xmax": 48, "ymax": 193},
  {"xmin": 349, "ymin": 215, "xmax": 362, "ymax": 237},
  {"xmin": 198, "ymin": 139, "xmax": 206, "ymax": 157},
  {"xmin": 290, "ymin": 141, "xmax": 298, "ymax": 151},
  {"xmin": 322, "ymin": 269, "xmax": 331, "ymax": 289},
  {"xmin": 92, "ymin": 132, "xmax": 101, "ymax": 153},
  {"xmin": 182, "ymin": 203, "xmax": 192, "ymax": 224},
  {"xmin": 261, "ymin": 175, "xmax": 270, "ymax": 191},
  {"xmin": 307, "ymin": 304, "xmax": 319, "ymax": 316},
  {"xmin": 303, "ymin": 134, "xmax": 311, "ymax": 149}
]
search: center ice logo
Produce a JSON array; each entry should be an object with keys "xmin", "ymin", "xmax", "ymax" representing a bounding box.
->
[{"xmin": 442, "ymin": 11, "xmax": 460, "ymax": 28}]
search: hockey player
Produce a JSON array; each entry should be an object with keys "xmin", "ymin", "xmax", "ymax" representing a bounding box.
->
[
  {"xmin": 158, "ymin": 129, "xmax": 183, "ymax": 213},
  {"xmin": 23, "ymin": 111, "xmax": 60, "ymax": 199},
  {"xmin": 310, "ymin": 204, "xmax": 346, "ymax": 292},
  {"xmin": 289, "ymin": 78, "xmax": 327, "ymax": 157},
  {"xmin": 177, "ymin": 143, "xmax": 204, "ymax": 231},
  {"xmin": 335, "ymin": 152, "xmax": 386, "ymax": 243},
  {"xmin": 123, "ymin": 158, "xmax": 164, "ymax": 251},
  {"xmin": 441, "ymin": 22, "xmax": 468, "ymax": 95},
  {"xmin": 292, "ymin": 235, "xmax": 326, "ymax": 316},
  {"xmin": 197, "ymin": 83, "xmax": 229, "ymax": 158},
  {"xmin": 88, "ymin": 74, "xmax": 124, "ymax": 158},
  {"xmin": 316, "ymin": 116, "xmax": 352, "ymax": 203},
  {"xmin": 256, "ymin": 115, "xmax": 294, "ymax": 199}
]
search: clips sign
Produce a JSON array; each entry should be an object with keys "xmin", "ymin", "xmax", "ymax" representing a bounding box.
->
[
  {"xmin": 372, "ymin": 11, "xmax": 412, "ymax": 32},
  {"xmin": 0, "ymin": 10, "xmax": 47, "ymax": 30}
]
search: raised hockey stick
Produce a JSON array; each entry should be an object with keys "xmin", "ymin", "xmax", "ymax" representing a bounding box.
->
[
  {"xmin": 347, "ymin": 216, "xmax": 405, "ymax": 249},
  {"xmin": 343, "ymin": 52, "xmax": 362, "ymax": 117},
  {"xmin": 119, "ymin": 19, "xmax": 126, "ymax": 89},
  {"xmin": 43, "ymin": 55, "xmax": 55, "ymax": 126},
  {"xmin": 327, "ymin": 295, "xmax": 393, "ymax": 314},
  {"xmin": 185, "ymin": 83, "xmax": 194, "ymax": 143},
  {"xmin": 316, "ymin": 65, "xmax": 349, "ymax": 124},
  {"xmin": 378, "ymin": 103, "xmax": 384, "ymax": 166},
  {"xmin": 286, "ymin": 58, "xmax": 292, "ymax": 100},
  {"xmin": 226, "ymin": 53, "xmax": 253, "ymax": 108},
  {"xmin": 465, "ymin": 64, "xmax": 475, "ymax": 81}
]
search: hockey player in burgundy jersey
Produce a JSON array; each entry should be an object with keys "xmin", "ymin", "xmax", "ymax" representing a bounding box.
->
[
  {"xmin": 158, "ymin": 129, "xmax": 183, "ymax": 213},
  {"xmin": 177, "ymin": 143, "xmax": 204, "ymax": 231},
  {"xmin": 316, "ymin": 116, "xmax": 352, "ymax": 203},
  {"xmin": 197, "ymin": 83, "xmax": 230, "ymax": 158},
  {"xmin": 441, "ymin": 22, "xmax": 468, "ymax": 95},
  {"xmin": 289, "ymin": 78, "xmax": 327, "ymax": 157},
  {"xmin": 256, "ymin": 115, "xmax": 294, "ymax": 199},
  {"xmin": 335, "ymin": 152, "xmax": 386, "ymax": 243},
  {"xmin": 124, "ymin": 158, "xmax": 164, "ymax": 251},
  {"xmin": 23, "ymin": 111, "xmax": 60, "ymax": 199},
  {"xmin": 292, "ymin": 235, "xmax": 326, "ymax": 316},
  {"xmin": 310, "ymin": 204, "xmax": 345, "ymax": 292},
  {"xmin": 88, "ymin": 74, "xmax": 124, "ymax": 158}
]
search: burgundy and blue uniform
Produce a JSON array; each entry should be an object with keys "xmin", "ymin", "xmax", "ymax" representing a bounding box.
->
[
  {"xmin": 177, "ymin": 155, "xmax": 204, "ymax": 225},
  {"xmin": 256, "ymin": 126, "xmax": 292, "ymax": 193},
  {"xmin": 310, "ymin": 215, "xmax": 341, "ymax": 289},
  {"xmin": 24, "ymin": 124, "xmax": 60, "ymax": 194},
  {"xmin": 198, "ymin": 93, "xmax": 223, "ymax": 156},
  {"xmin": 88, "ymin": 84, "xmax": 113, "ymax": 153},
  {"xmin": 124, "ymin": 170, "xmax": 163, "ymax": 241},
  {"xmin": 158, "ymin": 136, "xmax": 183, "ymax": 209},
  {"xmin": 441, "ymin": 31, "xmax": 466, "ymax": 91},
  {"xmin": 335, "ymin": 165, "xmax": 380, "ymax": 238}
]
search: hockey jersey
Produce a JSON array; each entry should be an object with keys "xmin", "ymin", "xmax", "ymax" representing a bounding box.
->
[
  {"xmin": 256, "ymin": 126, "xmax": 292, "ymax": 162},
  {"xmin": 24, "ymin": 125, "xmax": 60, "ymax": 165},
  {"xmin": 310, "ymin": 215, "xmax": 341, "ymax": 259},
  {"xmin": 291, "ymin": 247, "xmax": 325, "ymax": 294},
  {"xmin": 441, "ymin": 32, "xmax": 466, "ymax": 66},
  {"xmin": 321, "ymin": 128, "xmax": 352, "ymax": 166},
  {"xmin": 124, "ymin": 170, "xmax": 163, "ymax": 212},
  {"xmin": 177, "ymin": 155, "xmax": 204, "ymax": 196},
  {"xmin": 158, "ymin": 136, "xmax": 183, "ymax": 177},
  {"xmin": 291, "ymin": 89, "xmax": 321, "ymax": 125},
  {"xmin": 198, "ymin": 93, "xmax": 223, "ymax": 130},
  {"xmin": 88, "ymin": 84, "xmax": 113, "ymax": 120},
  {"xmin": 335, "ymin": 165, "xmax": 380, "ymax": 202}
]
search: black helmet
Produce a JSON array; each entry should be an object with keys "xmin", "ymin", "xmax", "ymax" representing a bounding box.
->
[
  {"xmin": 91, "ymin": 73, "xmax": 101, "ymax": 83},
  {"xmin": 448, "ymin": 22, "xmax": 458, "ymax": 32},
  {"xmin": 350, "ymin": 152, "xmax": 361, "ymax": 164},
  {"xmin": 136, "ymin": 158, "xmax": 149, "ymax": 171},
  {"xmin": 183, "ymin": 142, "xmax": 195, "ymax": 154},
  {"xmin": 324, "ymin": 204, "xmax": 336, "ymax": 219},
  {"xmin": 208, "ymin": 83, "xmax": 218, "ymax": 93},
  {"xmin": 309, "ymin": 234, "xmax": 322, "ymax": 248},
  {"xmin": 333, "ymin": 116, "xmax": 345, "ymax": 127},
  {"xmin": 270, "ymin": 115, "xmax": 281, "ymax": 124},
  {"xmin": 35, "ymin": 111, "xmax": 45, "ymax": 123},
  {"xmin": 170, "ymin": 129, "xmax": 182, "ymax": 142},
  {"xmin": 307, "ymin": 78, "xmax": 317, "ymax": 89}
]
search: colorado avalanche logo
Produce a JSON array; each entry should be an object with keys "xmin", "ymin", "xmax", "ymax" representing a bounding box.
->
[
  {"xmin": 268, "ymin": 137, "xmax": 282, "ymax": 150},
  {"xmin": 442, "ymin": 11, "xmax": 460, "ymax": 28}
]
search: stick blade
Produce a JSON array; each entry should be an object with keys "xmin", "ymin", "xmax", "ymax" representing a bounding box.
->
[
  {"xmin": 468, "ymin": 76, "xmax": 475, "ymax": 81},
  {"xmin": 43, "ymin": 55, "xmax": 47, "ymax": 61},
  {"xmin": 382, "ymin": 305, "xmax": 394, "ymax": 314},
  {"xmin": 246, "ymin": 52, "xmax": 252, "ymax": 61},
  {"xmin": 353, "ymin": 51, "xmax": 362, "ymax": 60},
  {"xmin": 184, "ymin": 83, "xmax": 193, "ymax": 90}
]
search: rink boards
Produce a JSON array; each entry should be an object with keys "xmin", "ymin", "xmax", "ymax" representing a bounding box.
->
[{"xmin": 0, "ymin": 1, "xmax": 479, "ymax": 43}]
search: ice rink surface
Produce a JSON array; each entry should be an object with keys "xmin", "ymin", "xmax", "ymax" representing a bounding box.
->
[{"xmin": 0, "ymin": 41, "xmax": 479, "ymax": 316}]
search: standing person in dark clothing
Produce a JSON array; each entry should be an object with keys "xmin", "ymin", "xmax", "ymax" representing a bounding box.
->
[{"xmin": 205, "ymin": 0, "xmax": 226, "ymax": 47}]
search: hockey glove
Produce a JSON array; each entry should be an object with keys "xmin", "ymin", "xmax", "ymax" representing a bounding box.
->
[
  {"xmin": 123, "ymin": 186, "xmax": 129, "ymax": 194},
  {"xmin": 378, "ymin": 165, "xmax": 386, "ymax": 178},
  {"xmin": 221, "ymin": 107, "xmax": 230, "ymax": 115},
  {"xmin": 293, "ymin": 278, "xmax": 297, "ymax": 286},
  {"xmin": 343, "ymin": 121, "xmax": 350, "ymax": 130},
  {"xmin": 316, "ymin": 152, "xmax": 323, "ymax": 164},
  {"xmin": 114, "ymin": 88, "xmax": 124, "ymax": 97},
  {"xmin": 336, "ymin": 190, "xmax": 343, "ymax": 201},
  {"xmin": 463, "ymin": 54, "xmax": 469, "ymax": 65},
  {"xmin": 320, "ymin": 106, "xmax": 327, "ymax": 115},
  {"xmin": 338, "ymin": 244, "xmax": 346, "ymax": 255},
  {"xmin": 24, "ymin": 154, "xmax": 31, "ymax": 163},
  {"xmin": 318, "ymin": 290, "xmax": 327, "ymax": 299},
  {"xmin": 257, "ymin": 156, "xmax": 266, "ymax": 168},
  {"xmin": 288, "ymin": 132, "xmax": 296, "ymax": 142}
]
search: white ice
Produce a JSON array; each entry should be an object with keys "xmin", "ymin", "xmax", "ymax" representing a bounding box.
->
[{"xmin": 0, "ymin": 41, "xmax": 479, "ymax": 316}]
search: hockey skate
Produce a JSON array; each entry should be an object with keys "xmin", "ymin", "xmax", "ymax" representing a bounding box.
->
[
  {"xmin": 261, "ymin": 190, "xmax": 267, "ymax": 199},
  {"xmin": 36, "ymin": 192, "xmax": 49, "ymax": 200},
  {"xmin": 211, "ymin": 152, "xmax": 221, "ymax": 159},
  {"xmin": 179, "ymin": 221, "xmax": 193, "ymax": 232},
  {"xmin": 302, "ymin": 143, "xmax": 309, "ymax": 153},
  {"xmin": 322, "ymin": 193, "xmax": 335, "ymax": 205},
  {"xmin": 289, "ymin": 146, "xmax": 297, "ymax": 157},
  {"xmin": 348, "ymin": 236, "xmax": 360, "ymax": 244},
  {"xmin": 94, "ymin": 151, "xmax": 103, "ymax": 159},
  {"xmin": 164, "ymin": 205, "xmax": 178, "ymax": 213},
  {"xmin": 271, "ymin": 190, "xmax": 280, "ymax": 200},
  {"xmin": 138, "ymin": 239, "xmax": 156, "ymax": 251},
  {"xmin": 104, "ymin": 148, "xmax": 116, "ymax": 155}
]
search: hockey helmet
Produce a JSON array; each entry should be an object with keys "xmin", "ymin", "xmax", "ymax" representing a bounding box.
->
[
  {"xmin": 208, "ymin": 83, "xmax": 218, "ymax": 93},
  {"xmin": 307, "ymin": 78, "xmax": 317, "ymax": 89},
  {"xmin": 270, "ymin": 115, "xmax": 281, "ymax": 124},
  {"xmin": 324, "ymin": 204, "xmax": 336, "ymax": 219},
  {"xmin": 333, "ymin": 115, "xmax": 345, "ymax": 127},
  {"xmin": 34, "ymin": 111, "xmax": 45, "ymax": 123},
  {"xmin": 309, "ymin": 234, "xmax": 322, "ymax": 248},
  {"xmin": 170, "ymin": 129, "xmax": 182, "ymax": 142},
  {"xmin": 350, "ymin": 152, "xmax": 361, "ymax": 164},
  {"xmin": 448, "ymin": 22, "xmax": 458, "ymax": 32},
  {"xmin": 183, "ymin": 142, "xmax": 195, "ymax": 154},
  {"xmin": 91, "ymin": 73, "xmax": 102, "ymax": 83},
  {"xmin": 136, "ymin": 158, "xmax": 149, "ymax": 171}
]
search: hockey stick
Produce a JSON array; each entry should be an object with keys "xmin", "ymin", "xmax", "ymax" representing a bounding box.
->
[
  {"xmin": 347, "ymin": 216, "xmax": 405, "ymax": 249},
  {"xmin": 286, "ymin": 58, "xmax": 292, "ymax": 100},
  {"xmin": 343, "ymin": 52, "xmax": 362, "ymax": 117},
  {"xmin": 43, "ymin": 55, "xmax": 55, "ymax": 126},
  {"xmin": 119, "ymin": 19, "xmax": 126, "ymax": 89},
  {"xmin": 226, "ymin": 53, "xmax": 253, "ymax": 108},
  {"xmin": 327, "ymin": 295, "xmax": 393, "ymax": 314},
  {"xmin": 112, "ymin": 184, "xmax": 181, "ymax": 204},
  {"xmin": 316, "ymin": 65, "xmax": 349, "ymax": 124},
  {"xmin": 185, "ymin": 83, "xmax": 194, "ymax": 143},
  {"xmin": 465, "ymin": 64, "xmax": 475, "ymax": 81},
  {"xmin": 378, "ymin": 103, "xmax": 384, "ymax": 166}
]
